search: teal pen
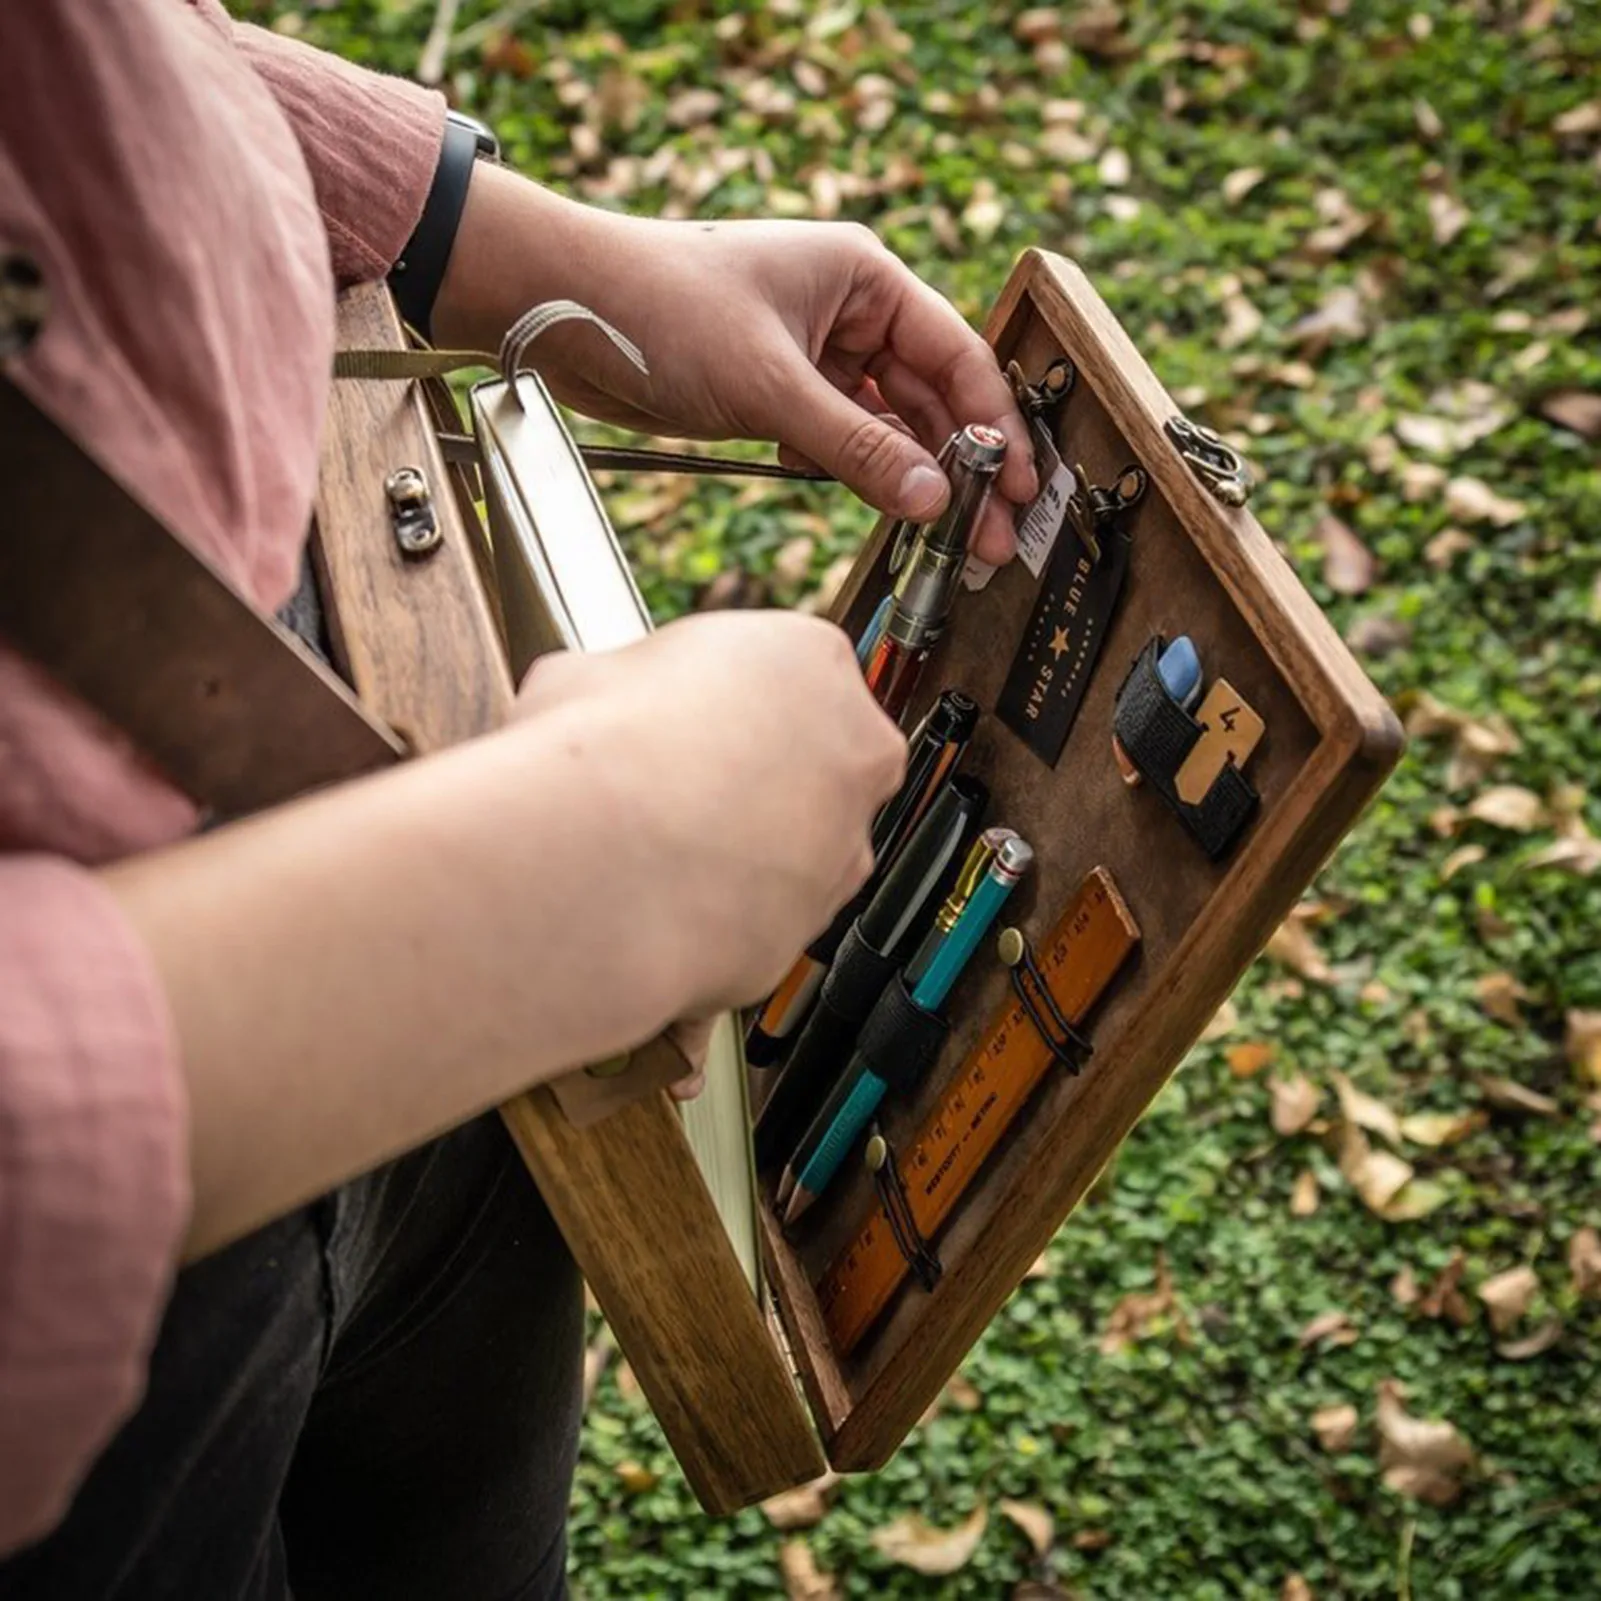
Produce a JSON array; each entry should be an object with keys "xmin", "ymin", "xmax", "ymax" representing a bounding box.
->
[{"xmin": 779, "ymin": 834, "xmax": 1034, "ymax": 1224}]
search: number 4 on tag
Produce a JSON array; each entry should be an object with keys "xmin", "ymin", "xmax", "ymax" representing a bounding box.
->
[{"xmin": 1174, "ymin": 679, "xmax": 1264, "ymax": 805}]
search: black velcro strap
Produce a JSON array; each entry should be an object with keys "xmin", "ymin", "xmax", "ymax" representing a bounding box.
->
[
  {"xmin": 822, "ymin": 922, "xmax": 899, "ymax": 1017},
  {"xmin": 1114, "ymin": 637, "xmax": 1259, "ymax": 861},
  {"xmin": 856, "ymin": 972, "xmax": 950, "ymax": 1094},
  {"xmin": 753, "ymin": 923, "xmax": 899, "ymax": 1171}
]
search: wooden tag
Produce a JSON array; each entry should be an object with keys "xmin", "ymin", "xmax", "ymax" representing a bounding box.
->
[{"xmin": 1173, "ymin": 678, "xmax": 1263, "ymax": 805}]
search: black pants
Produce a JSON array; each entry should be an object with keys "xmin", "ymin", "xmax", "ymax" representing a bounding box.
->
[{"xmin": 0, "ymin": 1115, "xmax": 584, "ymax": 1601}]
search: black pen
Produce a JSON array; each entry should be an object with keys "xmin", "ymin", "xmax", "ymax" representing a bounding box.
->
[
  {"xmin": 752, "ymin": 774, "xmax": 988, "ymax": 1171},
  {"xmin": 745, "ymin": 689, "xmax": 980, "ymax": 1065}
]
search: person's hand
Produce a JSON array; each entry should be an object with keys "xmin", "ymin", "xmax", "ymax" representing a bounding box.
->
[
  {"xmin": 549, "ymin": 217, "xmax": 1037, "ymax": 566},
  {"xmin": 434, "ymin": 171, "xmax": 1037, "ymax": 566},
  {"xmin": 511, "ymin": 610, "xmax": 906, "ymax": 1022}
]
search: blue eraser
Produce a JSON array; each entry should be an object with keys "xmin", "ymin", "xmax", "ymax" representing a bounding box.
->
[{"xmin": 1157, "ymin": 636, "xmax": 1203, "ymax": 710}]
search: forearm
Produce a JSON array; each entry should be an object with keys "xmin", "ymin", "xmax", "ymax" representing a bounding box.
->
[{"xmin": 103, "ymin": 712, "xmax": 675, "ymax": 1261}]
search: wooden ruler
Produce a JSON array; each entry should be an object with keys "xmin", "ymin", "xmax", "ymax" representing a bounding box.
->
[{"xmin": 817, "ymin": 867, "xmax": 1141, "ymax": 1355}]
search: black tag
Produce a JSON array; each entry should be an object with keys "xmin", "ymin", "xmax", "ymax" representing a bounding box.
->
[{"xmin": 996, "ymin": 526, "xmax": 1130, "ymax": 766}]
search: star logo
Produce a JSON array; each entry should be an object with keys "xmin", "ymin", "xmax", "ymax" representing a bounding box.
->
[{"xmin": 1049, "ymin": 627, "xmax": 1071, "ymax": 659}]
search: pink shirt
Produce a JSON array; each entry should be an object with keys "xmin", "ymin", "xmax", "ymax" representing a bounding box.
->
[{"xmin": 0, "ymin": 1, "xmax": 442, "ymax": 1551}]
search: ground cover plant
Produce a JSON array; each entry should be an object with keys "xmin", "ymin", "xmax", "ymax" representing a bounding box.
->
[{"xmin": 242, "ymin": 2, "xmax": 1601, "ymax": 1593}]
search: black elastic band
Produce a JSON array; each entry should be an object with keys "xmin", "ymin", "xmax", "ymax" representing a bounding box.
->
[
  {"xmin": 868, "ymin": 1124, "xmax": 942, "ymax": 1292},
  {"xmin": 1009, "ymin": 938, "xmax": 1093, "ymax": 1072},
  {"xmin": 389, "ymin": 114, "xmax": 493, "ymax": 343}
]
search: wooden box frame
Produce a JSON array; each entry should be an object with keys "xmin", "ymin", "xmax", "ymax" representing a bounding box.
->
[{"xmin": 317, "ymin": 250, "xmax": 1402, "ymax": 1515}]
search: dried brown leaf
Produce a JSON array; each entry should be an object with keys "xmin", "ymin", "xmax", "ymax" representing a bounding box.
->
[
  {"xmin": 1425, "ymin": 527, "xmax": 1476, "ymax": 568},
  {"xmin": 998, "ymin": 1499, "xmax": 1055, "ymax": 1557},
  {"xmin": 1540, "ymin": 389, "xmax": 1601, "ymax": 439},
  {"xmin": 1565, "ymin": 1010, "xmax": 1601, "ymax": 1085},
  {"xmin": 1333, "ymin": 1071, "xmax": 1403, "ymax": 1145},
  {"xmin": 1428, "ymin": 191, "xmax": 1470, "ymax": 247},
  {"xmin": 1227, "ymin": 1041, "xmax": 1277, "ymax": 1078},
  {"xmin": 1286, "ymin": 286, "xmax": 1367, "ymax": 352},
  {"xmin": 1099, "ymin": 1254, "xmax": 1182, "ymax": 1355},
  {"xmin": 1223, "ymin": 166, "xmax": 1266, "ymax": 204},
  {"xmin": 1314, "ymin": 513, "xmax": 1376, "ymax": 595},
  {"xmin": 1479, "ymin": 1264, "xmax": 1538, "ymax": 1333},
  {"xmin": 1467, "ymin": 785, "xmax": 1548, "ymax": 832},
  {"xmin": 1298, "ymin": 1309, "xmax": 1358, "ymax": 1349},
  {"xmin": 1201, "ymin": 999, "xmax": 1240, "ymax": 1041},
  {"xmin": 1479, "ymin": 1076, "xmax": 1559, "ymax": 1117},
  {"xmin": 779, "ymin": 1538, "xmax": 839, "ymax": 1601},
  {"xmin": 1419, "ymin": 1252, "xmax": 1473, "ymax": 1324},
  {"xmin": 1271, "ymin": 1072, "xmax": 1322, "ymax": 1136},
  {"xmin": 1291, "ymin": 1169, "xmax": 1321, "ymax": 1216},
  {"xmin": 1497, "ymin": 1319, "xmax": 1562, "ymax": 1361},
  {"xmin": 1400, "ymin": 1109, "xmax": 1485, "ymax": 1147},
  {"xmin": 1265, "ymin": 914, "xmax": 1333, "ymax": 983},
  {"xmin": 1553, "ymin": 101, "xmax": 1601, "ymax": 137},
  {"xmin": 762, "ymin": 1472, "xmax": 842, "ymax": 1531},
  {"xmin": 1568, "ymin": 1226, "xmax": 1601, "ymax": 1297},
  {"xmin": 1282, "ymin": 1578, "xmax": 1315, "ymax": 1601},
  {"xmin": 616, "ymin": 1459, "xmax": 659, "ymax": 1494},
  {"xmin": 1392, "ymin": 1264, "xmax": 1420, "ymax": 1305},
  {"xmin": 1525, "ymin": 834, "xmax": 1601, "ymax": 876},
  {"xmin": 870, "ymin": 1505, "xmax": 988, "ymax": 1576},
  {"xmin": 1441, "ymin": 843, "xmax": 1487, "ymax": 881},
  {"xmin": 771, "ymin": 535, "xmax": 816, "ymax": 590},
  {"xmin": 943, "ymin": 1373, "xmax": 982, "ymax": 1411},
  {"xmin": 1444, "ymin": 475, "xmax": 1526, "ymax": 526},
  {"xmin": 1072, "ymin": 1527, "xmax": 1113, "ymax": 1551},
  {"xmin": 1376, "ymin": 1379, "xmax": 1474, "ymax": 1506},
  {"xmin": 582, "ymin": 1331, "xmax": 613, "ymax": 1405},
  {"xmin": 1338, "ymin": 1123, "xmax": 1416, "ymax": 1215},
  {"xmin": 1312, "ymin": 1402, "xmax": 1359, "ymax": 1452},
  {"xmin": 1475, "ymin": 971, "xmax": 1529, "ymax": 1026},
  {"xmin": 666, "ymin": 87, "xmax": 723, "ymax": 129}
]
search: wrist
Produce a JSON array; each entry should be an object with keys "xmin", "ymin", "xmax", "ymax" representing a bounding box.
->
[{"xmin": 430, "ymin": 165, "xmax": 643, "ymax": 353}]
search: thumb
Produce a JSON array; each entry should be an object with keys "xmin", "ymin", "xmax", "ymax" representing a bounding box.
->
[{"xmin": 778, "ymin": 363, "xmax": 950, "ymax": 522}]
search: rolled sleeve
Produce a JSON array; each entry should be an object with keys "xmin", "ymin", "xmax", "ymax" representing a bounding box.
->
[
  {"xmin": 232, "ymin": 22, "xmax": 446, "ymax": 286},
  {"xmin": 0, "ymin": 859, "xmax": 189, "ymax": 1556}
]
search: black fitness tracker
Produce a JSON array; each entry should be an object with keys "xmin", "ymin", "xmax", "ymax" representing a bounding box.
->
[{"xmin": 388, "ymin": 110, "xmax": 499, "ymax": 342}]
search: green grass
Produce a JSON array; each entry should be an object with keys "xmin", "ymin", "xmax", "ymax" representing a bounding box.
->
[{"xmin": 243, "ymin": 2, "xmax": 1601, "ymax": 1593}]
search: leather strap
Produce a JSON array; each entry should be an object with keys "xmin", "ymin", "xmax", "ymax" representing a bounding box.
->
[{"xmin": 0, "ymin": 380, "xmax": 404, "ymax": 818}]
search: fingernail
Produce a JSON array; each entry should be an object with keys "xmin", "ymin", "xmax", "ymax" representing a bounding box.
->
[{"xmin": 899, "ymin": 462, "xmax": 947, "ymax": 519}]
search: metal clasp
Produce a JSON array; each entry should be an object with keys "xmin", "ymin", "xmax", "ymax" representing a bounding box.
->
[
  {"xmin": 1065, "ymin": 462, "xmax": 1149, "ymax": 563},
  {"xmin": 1164, "ymin": 416, "xmax": 1253, "ymax": 507},
  {"xmin": 1007, "ymin": 356, "xmax": 1078, "ymax": 416},
  {"xmin": 385, "ymin": 466, "xmax": 442, "ymax": 558}
]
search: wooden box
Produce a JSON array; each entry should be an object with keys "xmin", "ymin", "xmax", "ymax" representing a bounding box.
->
[{"xmin": 318, "ymin": 250, "xmax": 1402, "ymax": 1514}]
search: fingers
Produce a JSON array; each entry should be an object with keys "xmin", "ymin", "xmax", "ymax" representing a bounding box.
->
[
  {"xmin": 879, "ymin": 273, "xmax": 1038, "ymax": 507},
  {"xmin": 776, "ymin": 359, "xmax": 954, "ymax": 522},
  {"xmin": 971, "ymin": 497, "xmax": 1019, "ymax": 566},
  {"xmin": 666, "ymin": 1016, "xmax": 715, "ymax": 1102}
]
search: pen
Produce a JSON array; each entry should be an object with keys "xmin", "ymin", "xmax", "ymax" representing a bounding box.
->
[
  {"xmin": 745, "ymin": 689, "xmax": 980, "ymax": 1065},
  {"xmin": 863, "ymin": 424, "xmax": 1007, "ymax": 724},
  {"xmin": 778, "ymin": 833, "xmax": 1033, "ymax": 1223},
  {"xmin": 904, "ymin": 825, "xmax": 1014, "ymax": 990},
  {"xmin": 773, "ymin": 828, "xmax": 1006, "ymax": 1199},
  {"xmin": 751, "ymin": 774, "xmax": 988, "ymax": 1171}
]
